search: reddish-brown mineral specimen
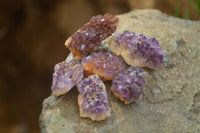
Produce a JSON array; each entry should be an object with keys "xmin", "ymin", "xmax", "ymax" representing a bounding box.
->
[
  {"xmin": 109, "ymin": 31, "xmax": 164, "ymax": 69},
  {"xmin": 65, "ymin": 13, "xmax": 119, "ymax": 59},
  {"xmin": 81, "ymin": 51, "xmax": 126, "ymax": 81},
  {"xmin": 51, "ymin": 59, "xmax": 84, "ymax": 96},
  {"xmin": 111, "ymin": 66, "xmax": 147, "ymax": 104},
  {"xmin": 77, "ymin": 75, "xmax": 110, "ymax": 121}
]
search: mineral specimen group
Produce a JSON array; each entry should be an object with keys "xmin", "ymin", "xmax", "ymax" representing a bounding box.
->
[
  {"xmin": 50, "ymin": 13, "xmax": 166, "ymax": 121},
  {"xmin": 109, "ymin": 31, "xmax": 164, "ymax": 69},
  {"xmin": 51, "ymin": 59, "xmax": 84, "ymax": 96},
  {"xmin": 65, "ymin": 13, "xmax": 119, "ymax": 59},
  {"xmin": 111, "ymin": 66, "xmax": 147, "ymax": 104},
  {"xmin": 77, "ymin": 75, "xmax": 110, "ymax": 121},
  {"xmin": 81, "ymin": 51, "xmax": 126, "ymax": 81}
]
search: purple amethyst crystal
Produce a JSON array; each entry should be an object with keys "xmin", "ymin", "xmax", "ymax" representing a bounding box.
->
[
  {"xmin": 51, "ymin": 59, "xmax": 84, "ymax": 96},
  {"xmin": 81, "ymin": 51, "xmax": 126, "ymax": 81},
  {"xmin": 65, "ymin": 13, "xmax": 119, "ymax": 59},
  {"xmin": 109, "ymin": 31, "xmax": 164, "ymax": 69},
  {"xmin": 111, "ymin": 66, "xmax": 147, "ymax": 104},
  {"xmin": 77, "ymin": 75, "xmax": 110, "ymax": 121}
]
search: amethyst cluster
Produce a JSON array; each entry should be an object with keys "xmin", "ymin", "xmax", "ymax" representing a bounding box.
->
[
  {"xmin": 65, "ymin": 13, "xmax": 119, "ymax": 59},
  {"xmin": 51, "ymin": 13, "xmax": 165, "ymax": 121},
  {"xmin": 111, "ymin": 66, "xmax": 147, "ymax": 104},
  {"xmin": 109, "ymin": 31, "xmax": 164, "ymax": 69},
  {"xmin": 51, "ymin": 59, "xmax": 84, "ymax": 96},
  {"xmin": 77, "ymin": 75, "xmax": 110, "ymax": 121},
  {"xmin": 81, "ymin": 51, "xmax": 126, "ymax": 81}
]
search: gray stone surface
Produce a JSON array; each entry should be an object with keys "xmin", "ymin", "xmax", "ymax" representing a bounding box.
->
[{"xmin": 39, "ymin": 9, "xmax": 200, "ymax": 133}]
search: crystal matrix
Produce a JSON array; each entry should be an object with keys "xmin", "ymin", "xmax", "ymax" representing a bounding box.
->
[
  {"xmin": 109, "ymin": 31, "xmax": 164, "ymax": 69},
  {"xmin": 51, "ymin": 59, "xmax": 84, "ymax": 96},
  {"xmin": 77, "ymin": 75, "xmax": 110, "ymax": 121},
  {"xmin": 111, "ymin": 66, "xmax": 147, "ymax": 104},
  {"xmin": 81, "ymin": 51, "xmax": 126, "ymax": 81},
  {"xmin": 65, "ymin": 13, "xmax": 119, "ymax": 59}
]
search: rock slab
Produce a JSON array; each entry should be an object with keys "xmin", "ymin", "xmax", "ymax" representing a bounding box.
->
[{"xmin": 39, "ymin": 9, "xmax": 200, "ymax": 133}]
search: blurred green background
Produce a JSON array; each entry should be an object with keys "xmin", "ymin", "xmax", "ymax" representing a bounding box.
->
[{"xmin": 0, "ymin": 0, "xmax": 199, "ymax": 133}]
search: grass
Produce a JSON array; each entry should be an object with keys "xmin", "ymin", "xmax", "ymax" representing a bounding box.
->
[{"xmin": 174, "ymin": 0, "xmax": 200, "ymax": 20}]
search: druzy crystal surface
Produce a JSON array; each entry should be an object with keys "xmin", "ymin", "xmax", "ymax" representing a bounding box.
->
[
  {"xmin": 77, "ymin": 75, "xmax": 110, "ymax": 121},
  {"xmin": 111, "ymin": 66, "xmax": 147, "ymax": 104},
  {"xmin": 81, "ymin": 51, "xmax": 126, "ymax": 81},
  {"xmin": 65, "ymin": 13, "xmax": 119, "ymax": 59},
  {"xmin": 51, "ymin": 59, "xmax": 84, "ymax": 96},
  {"xmin": 109, "ymin": 31, "xmax": 164, "ymax": 69}
]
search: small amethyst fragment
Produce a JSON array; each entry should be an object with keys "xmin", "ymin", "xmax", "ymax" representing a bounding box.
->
[
  {"xmin": 65, "ymin": 13, "xmax": 119, "ymax": 59},
  {"xmin": 77, "ymin": 75, "xmax": 110, "ymax": 121},
  {"xmin": 81, "ymin": 51, "xmax": 126, "ymax": 81},
  {"xmin": 51, "ymin": 59, "xmax": 84, "ymax": 96},
  {"xmin": 111, "ymin": 66, "xmax": 147, "ymax": 104},
  {"xmin": 109, "ymin": 31, "xmax": 164, "ymax": 69}
]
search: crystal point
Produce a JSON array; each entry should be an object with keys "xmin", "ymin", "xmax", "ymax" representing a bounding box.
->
[{"xmin": 51, "ymin": 59, "xmax": 84, "ymax": 96}]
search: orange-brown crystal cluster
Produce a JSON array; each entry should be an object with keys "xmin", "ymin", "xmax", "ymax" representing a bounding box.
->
[
  {"xmin": 65, "ymin": 13, "xmax": 119, "ymax": 59},
  {"xmin": 81, "ymin": 51, "xmax": 126, "ymax": 81}
]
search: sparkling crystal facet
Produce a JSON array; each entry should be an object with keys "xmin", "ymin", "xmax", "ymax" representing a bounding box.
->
[
  {"xmin": 77, "ymin": 75, "xmax": 110, "ymax": 121},
  {"xmin": 65, "ymin": 13, "xmax": 119, "ymax": 59},
  {"xmin": 81, "ymin": 51, "xmax": 126, "ymax": 81},
  {"xmin": 111, "ymin": 66, "xmax": 147, "ymax": 104},
  {"xmin": 109, "ymin": 31, "xmax": 164, "ymax": 69},
  {"xmin": 51, "ymin": 59, "xmax": 84, "ymax": 96}
]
